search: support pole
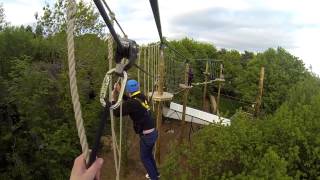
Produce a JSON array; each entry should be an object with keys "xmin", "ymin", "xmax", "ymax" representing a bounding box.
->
[
  {"xmin": 203, "ymin": 60, "xmax": 209, "ymax": 110},
  {"xmin": 155, "ymin": 45, "xmax": 164, "ymax": 165},
  {"xmin": 216, "ymin": 63, "xmax": 223, "ymax": 115},
  {"xmin": 137, "ymin": 47, "xmax": 141, "ymax": 83},
  {"xmin": 151, "ymin": 45, "xmax": 154, "ymax": 89},
  {"xmin": 144, "ymin": 47, "xmax": 147, "ymax": 93},
  {"xmin": 179, "ymin": 63, "xmax": 190, "ymax": 143},
  {"xmin": 147, "ymin": 46, "xmax": 150, "ymax": 94},
  {"xmin": 153, "ymin": 45, "xmax": 156, "ymax": 82},
  {"xmin": 255, "ymin": 67, "xmax": 265, "ymax": 116}
]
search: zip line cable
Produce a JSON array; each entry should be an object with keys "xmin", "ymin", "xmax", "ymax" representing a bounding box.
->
[
  {"xmin": 164, "ymin": 42, "xmax": 191, "ymax": 63},
  {"xmin": 101, "ymin": 0, "xmax": 127, "ymax": 37},
  {"xmin": 149, "ymin": 0, "xmax": 163, "ymax": 43},
  {"xmin": 133, "ymin": 63, "xmax": 155, "ymax": 78},
  {"xmin": 93, "ymin": 0, "xmax": 123, "ymax": 50}
]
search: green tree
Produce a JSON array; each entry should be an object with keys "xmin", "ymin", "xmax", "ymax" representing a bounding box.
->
[
  {"xmin": 162, "ymin": 75, "xmax": 320, "ymax": 179},
  {"xmin": 37, "ymin": 0, "xmax": 105, "ymax": 36},
  {"xmin": 165, "ymin": 38, "xmax": 218, "ymax": 109},
  {"xmin": 0, "ymin": 23, "xmax": 108, "ymax": 179},
  {"xmin": 236, "ymin": 47, "xmax": 307, "ymax": 113},
  {"xmin": 0, "ymin": 3, "xmax": 6, "ymax": 30}
]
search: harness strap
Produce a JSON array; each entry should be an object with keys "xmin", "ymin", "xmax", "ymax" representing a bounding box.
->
[{"xmin": 132, "ymin": 91, "xmax": 151, "ymax": 110}]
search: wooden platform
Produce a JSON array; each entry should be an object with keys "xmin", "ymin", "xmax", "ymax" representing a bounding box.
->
[
  {"xmin": 179, "ymin": 84, "xmax": 193, "ymax": 89},
  {"xmin": 213, "ymin": 78, "xmax": 225, "ymax": 82},
  {"xmin": 192, "ymin": 78, "xmax": 225, "ymax": 86},
  {"xmin": 148, "ymin": 92, "xmax": 173, "ymax": 102}
]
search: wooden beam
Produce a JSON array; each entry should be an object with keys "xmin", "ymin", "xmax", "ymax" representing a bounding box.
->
[
  {"xmin": 202, "ymin": 60, "xmax": 209, "ymax": 110},
  {"xmin": 255, "ymin": 66, "xmax": 265, "ymax": 116},
  {"xmin": 209, "ymin": 94, "xmax": 217, "ymax": 113},
  {"xmin": 155, "ymin": 46, "xmax": 165, "ymax": 165},
  {"xmin": 179, "ymin": 63, "xmax": 190, "ymax": 143},
  {"xmin": 216, "ymin": 63, "xmax": 223, "ymax": 115}
]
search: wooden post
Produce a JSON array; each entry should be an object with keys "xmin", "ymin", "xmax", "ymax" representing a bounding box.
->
[
  {"xmin": 147, "ymin": 46, "xmax": 150, "ymax": 94},
  {"xmin": 203, "ymin": 60, "xmax": 209, "ymax": 110},
  {"xmin": 209, "ymin": 95, "xmax": 217, "ymax": 113},
  {"xmin": 179, "ymin": 63, "xmax": 190, "ymax": 143},
  {"xmin": 255, "ymin": 67, "xmax": 265, "ymax": 116},
  {"xmin": 216, "ymin": 63, "xmax": 223, "ymax": 115},
  {"xmin": 155, "ymin": 45, "xmax": 164, "ymax": 165},
  {"xmin": 137, "ymin": 47, "xmax": 141, "ymax": 82},
  {"xmin": 144, "ymin": 48, "xmax": 147, "ymax": 93}
]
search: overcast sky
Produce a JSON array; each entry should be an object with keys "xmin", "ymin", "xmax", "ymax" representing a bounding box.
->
[{"xmin": 2, "ymin": 0, "xmax": 320, "ymax": 74}]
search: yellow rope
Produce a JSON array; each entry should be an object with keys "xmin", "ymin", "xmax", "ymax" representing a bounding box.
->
[{"xmin": 66, "ymin": 0, "xmax": 90, "ymax": 163}]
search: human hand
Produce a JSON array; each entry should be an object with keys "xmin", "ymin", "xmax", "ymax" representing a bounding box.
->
[
  {"xmin": 112, "ymin": 83, "xmax": 121, "ymax": 101},
  {"xmin": 70, "ymin": 154, "xmax": 104, "ymax": 180},
  {"xmin": 114, "ymin": 83, "xmax": 121, "ymax": 92}
]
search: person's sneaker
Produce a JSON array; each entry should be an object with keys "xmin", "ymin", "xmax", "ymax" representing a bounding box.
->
[{"xmin": 145, "ymin": 173, "xmax": 161, "ymax": 179}]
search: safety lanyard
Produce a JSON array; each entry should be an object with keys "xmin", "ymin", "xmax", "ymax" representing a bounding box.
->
[{"xmin": 88, "ymin": 68, "xmax": 127, "ymax": 167}]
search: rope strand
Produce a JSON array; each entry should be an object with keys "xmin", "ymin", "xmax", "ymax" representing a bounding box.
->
[{"xmin": 66, "ymin": 0, "xmax": 90, "ymax": 164}]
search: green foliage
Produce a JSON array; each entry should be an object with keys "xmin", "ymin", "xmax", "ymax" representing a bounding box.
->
[
  {"xmin": 0, "ymin": 3, "xmax": 6, "ymax": 30},
  {"xmin": 0, "ymin": 23, "xmax": 108, "ymax": 178},
  {"xmin": 162, "ymin": 77, "xmax": 320, "ymax": 179},
  {"xmin": 36, "ymin": 0, "xmax": 105, "ymax": 36},
  {"xmin": 165, "ymin": 38, "xmax": 218, "ymax": 109},
  {"xmin": 0, "ymin": 12, "xmax": 317, "ymax": 179},
  {"xmin": 235, "ymin": 47, "xmax": 307, "ymax": 113}
]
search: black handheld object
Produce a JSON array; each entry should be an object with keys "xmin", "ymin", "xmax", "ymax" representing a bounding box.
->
[{"xmin": 87, "ymin": 102, "xmax": 110, "ymax": 169}]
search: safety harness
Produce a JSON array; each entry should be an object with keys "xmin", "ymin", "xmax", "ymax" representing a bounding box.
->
[{"xmin": 131, "ymin": 91, "xmax": 151, "ymax": 111}]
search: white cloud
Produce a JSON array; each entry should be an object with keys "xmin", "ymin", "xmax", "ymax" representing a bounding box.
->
[
  {"xmin": 2, "ymin": 0, "xmax": 320, "ymax": 74},
  {"xmin": 290, "ymin": 27, "xmax": 320, "ymax": 74},
  {"xmin": 2, "ymin": 0, "xmax": 48, "ymax": 26}
]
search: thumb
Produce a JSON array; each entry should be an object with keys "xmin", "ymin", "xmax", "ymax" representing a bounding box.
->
[{"xmin": 85, "ymin": 158, "xmax": 104, "ymax": 179}]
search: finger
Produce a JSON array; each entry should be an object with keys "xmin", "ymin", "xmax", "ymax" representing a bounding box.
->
[
  {"xmin": 113, "ymin": 84, "xmax": 117, "ymax": 89},
  {"xmin": 73, "ymin": 154, "xmax": 86, "ymax": 173},
  {"xmin": 95, "ymin": 169, "xmax": 101, "ymax": 180},
  {"xmin": 85, "ymin": 158, "xmax": 104, "ymax": 179}
]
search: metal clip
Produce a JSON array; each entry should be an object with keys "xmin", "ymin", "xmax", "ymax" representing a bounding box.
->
[{"xmin": 100, "ymin": 68, "xmax": 128, "ymax": 109}]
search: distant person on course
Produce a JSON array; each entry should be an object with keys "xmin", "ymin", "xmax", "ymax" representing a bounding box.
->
[{"xmin": 112, "ymin": 79, "xmax": 160, "ymax": 180}]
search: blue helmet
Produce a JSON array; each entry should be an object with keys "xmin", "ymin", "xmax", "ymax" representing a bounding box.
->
[{"xmin": 126, "ymin": 79, "xmax": 140, "ymax": 93}]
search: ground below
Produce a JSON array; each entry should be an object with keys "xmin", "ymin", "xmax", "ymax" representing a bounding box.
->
[{"xmin": 99, "ymin": 117, "xmax": 201, "ymax": 180}]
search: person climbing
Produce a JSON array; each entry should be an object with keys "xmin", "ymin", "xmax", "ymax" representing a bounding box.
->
[
  {"xmin": 112, "ymin": 79, "xmax": 160, "ymax": 180},
  {"xmin": 188, "ymin": 66, "xmax": 193, "ymax": 86}
]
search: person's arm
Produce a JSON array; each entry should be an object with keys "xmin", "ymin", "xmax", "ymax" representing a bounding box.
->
[
  {"xmin": 111, "ymin": 82, "xmax": 136, "ymax": 117},
  {"xmin": 113, "ymin": 99, "xmax": 135, "ymax": 117}
]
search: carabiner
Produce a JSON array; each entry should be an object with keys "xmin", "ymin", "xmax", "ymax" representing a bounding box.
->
[{"xmin": 100, "ymin": 68, "xmax": 128, "ymax": 109}]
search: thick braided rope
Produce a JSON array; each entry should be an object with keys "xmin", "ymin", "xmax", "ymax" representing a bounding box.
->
[
  {"xmin": 107, "ymin": 35, "xmax": 122, "ymax": 180},
  {"xmin": 108, "ymin": 35, "xmax": 118, "ymax": 173},
  {"xmin": 66, "ymin": 0, "xmax": 90, "ymax": 163}
]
